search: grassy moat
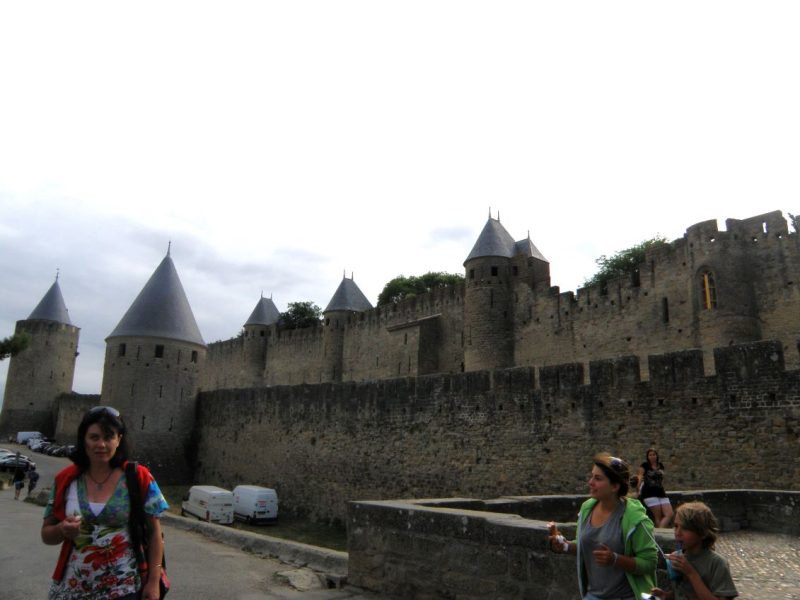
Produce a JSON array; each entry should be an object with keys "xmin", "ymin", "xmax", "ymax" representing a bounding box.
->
[{"xmin": 160, "ymin": 486, "xmax": 348, "ymax": 552}]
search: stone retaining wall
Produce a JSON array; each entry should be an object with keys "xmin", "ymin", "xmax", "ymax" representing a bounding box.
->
[{"xmin": 347, "ymin": 490, "xmax": 799, "ymax": 599}]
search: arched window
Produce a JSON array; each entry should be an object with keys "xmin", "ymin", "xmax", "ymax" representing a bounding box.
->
[{"xmin": 701, "ymin": 271, "xmax": 717, "ymax": 309}]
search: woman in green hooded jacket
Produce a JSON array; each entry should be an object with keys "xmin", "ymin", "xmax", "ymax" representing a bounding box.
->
[{"xmin": 549, "ymin": 453, "xmax": 658, "ymax": 600}]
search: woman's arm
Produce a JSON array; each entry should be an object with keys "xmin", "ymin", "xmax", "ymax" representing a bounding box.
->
[
  {"xmin": 140, "ymin": 516, "xmax": 164, "ymax": 600},
  {"xmin": 41, "ymin": 515, "xmax": 81, "ymax": 545}
]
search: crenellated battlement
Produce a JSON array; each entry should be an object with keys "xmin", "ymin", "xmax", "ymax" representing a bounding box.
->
[
  {"xmin": 192, "ymin": 338, "xmax": 800, "ymax": 521},
  {"xmin": 196, "ymin": 210, "xmax": 800, "ymax": 393}
]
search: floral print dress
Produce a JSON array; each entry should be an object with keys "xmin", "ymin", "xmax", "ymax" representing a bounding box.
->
[{"xmin": 44, "ymin": 474, "xmax": 168, "ymax": 600}]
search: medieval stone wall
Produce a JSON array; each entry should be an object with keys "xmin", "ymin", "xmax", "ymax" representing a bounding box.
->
[
  {"xmin": 192, "ymin": 340, "xmax": 800, "ymax": 523},
  {"xmin": 201, "ymin": 283, "xmax": 466, "ymax": 390},
  {"xmin": 265, "ymin": 325, "xmax": 326, "ymax": 385},
  {"xmin": 198, "ymin": 212, "xmax": 800, "ymax": 395},
  {"xmin": 198, "ymin": 337, "xmax": 250, "ymax": 390}
]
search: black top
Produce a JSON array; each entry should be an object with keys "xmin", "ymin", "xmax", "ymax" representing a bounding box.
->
[
  {"xmin": 640, "ymin": 461, "xmax": 666, "ymax": 498},
  {"xmin": 12, "ymin": 466, "xmax": 26, "ymax": 483}
]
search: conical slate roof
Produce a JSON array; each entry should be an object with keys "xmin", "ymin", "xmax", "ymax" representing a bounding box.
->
[
  {"xmin": 514, "ymin": 238, "xmax": 548, "ymax": 263},
  {"xmin": 464, "ymin": 218, "xmax": 517, "ymax": 264},
  {"xmin": 107, "ymin": 253, "xmax": 205, "ymax": 346},
  {"xmin": 324, "ymin": 277, "xmax": 373, "ymax": 313},
  {"xmin": 245, "ymin": 296, "xmax": 280, "ymax": 326},
  {"xmin": 28, "ymin": 280, "xmax": 72, "ymax": 325}
]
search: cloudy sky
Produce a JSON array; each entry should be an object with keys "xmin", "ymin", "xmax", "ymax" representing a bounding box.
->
[{"xmin": 1, "ymin": 2, "xmax": 799, "ymax": 403}]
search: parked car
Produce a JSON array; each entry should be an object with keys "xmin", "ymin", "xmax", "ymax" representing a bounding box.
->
[
  {"xmin": 27, "ymin": 436, "xmax": 51, "ymax": 450},
  {"xmin": 0, "ymin": 454, "xmax": 36, "ymax": 472},
  {"xmin": 233, "ymin": 485, "xmax": 279, "ymax": 523},
  {"xmin": 36, "ymin": 443, "xmax": 55, "ymax": 454},
  {"xmin": 181, "ymin": 486, "xmax": 234, "ymax": 525},
  {"xmin": 0, "ymin": 449, "xmax": 29, "ymax": 460}
]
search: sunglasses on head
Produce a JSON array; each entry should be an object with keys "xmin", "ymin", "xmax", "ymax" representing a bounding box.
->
[
  {"xmin": 88, "ymin": 406, "xmax": 121, "ymax": 418},
  {"xmin": 610, "ymin": 456, "xmax": 624, "ymax": 468}
]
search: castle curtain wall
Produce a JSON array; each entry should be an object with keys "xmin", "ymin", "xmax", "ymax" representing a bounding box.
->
[{"xmin": 193, "ymin": 340, "xmax": 800, "ymax": 523}]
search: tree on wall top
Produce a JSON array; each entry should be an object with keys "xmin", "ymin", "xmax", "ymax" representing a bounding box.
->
[
  {"xmin": 0, "ymin": 332, "xmax": 30, "ymax": 361},
  {"xmin": 377, "ymin": 272, "xmax": 464, "ymax": 306},
  {"xmin": 279, "ymin": 302, "xmax": 322, "ymax": 329},
  {"xmin": 583, "ymin": 236, "xmax": 669, "ymax": 291}
]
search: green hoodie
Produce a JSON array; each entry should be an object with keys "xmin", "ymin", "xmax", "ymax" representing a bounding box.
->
[{"xmin": 574, "ymin": 497, "xmax": 658, "ymax": 599}]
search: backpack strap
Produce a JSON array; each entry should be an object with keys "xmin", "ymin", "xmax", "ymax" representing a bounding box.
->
[
  {"xmin": 126, "ymin": 461, "xmax": 147, "ymax": 568},
  {"xmin": 125, "ymin": 461, "xmax": 167, "ymax": 574}
]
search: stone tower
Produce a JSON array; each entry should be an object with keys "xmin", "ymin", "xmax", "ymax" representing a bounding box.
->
[
  {"xmin": 0, "ymin": 278, "xmax": 79, "ymax": 437},
  {"xmin": 684, "ymin": 212, "xmax": 785, "ymax": 369},
  {"xmin": 463, "ymin": 215, "xmax": 549, "ymax": 371},
  {"xmin": 242, "ymin": 294, "xmax": 280, "ymax": 386},
  {"xmin": 100, "ymin": 250, "xmax": 206, "ymax": 482},
  {"xmin": 322, "ymin": 274, "xmax": 373, "ymax": 382}
]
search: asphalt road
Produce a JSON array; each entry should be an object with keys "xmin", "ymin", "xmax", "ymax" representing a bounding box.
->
[{"xmin": 0, "ymin": 443, "xmax": 379, "ymax": 600}]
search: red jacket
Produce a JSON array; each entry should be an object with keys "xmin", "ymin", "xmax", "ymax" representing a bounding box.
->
[{"xmin": 49, "ymin": 461, "xmax": 154, "ymax": 581}]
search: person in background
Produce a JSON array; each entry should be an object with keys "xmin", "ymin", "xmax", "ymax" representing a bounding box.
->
[
  {"xmin": 549, "ymin": 453, "xmax": 658, "ymax": 600},
  {"xmin": 27, "ymin": 463, "xmax": 40, "ymax": 498},
  {"xmin": 638, "ymin": 447, "xmax": 673, "ymax": 528},
  {"xmin": 12, "ymin": 452, "xmax": 26, "ymax": 500},
  {"xmin": 41, "ymin": 406, "xmax": 169, "ymax": 600},
  {"xmin": 650, "ymin": 501, "xmax": 738, "ymax": 600}
]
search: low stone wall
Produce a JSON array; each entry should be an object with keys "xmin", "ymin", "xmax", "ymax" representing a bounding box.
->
[
  {"xmin": 415, "ymin": 490, "xmax": 800, "ymax": 536},
  {"xmin": 347, "ymin": 490, "xmax": 799, "ymax": 599},
  {"xmin": 348, "ymin": 500, "xmax": 573, "ymax": 599}
]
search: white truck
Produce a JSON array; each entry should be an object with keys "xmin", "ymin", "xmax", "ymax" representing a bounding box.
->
[
  {"xmin": 233, "ymin": 485, "xmax": 279, "ymax": 523},
  {"xmin": 16, "ymin": 431, "xmax": 43, "ymax": 444},
  {"xmin": 181, "ymin": 486, "xmax": 234, "ymax": 525}
]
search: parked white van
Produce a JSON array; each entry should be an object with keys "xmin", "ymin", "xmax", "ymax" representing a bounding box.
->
[
  {"xmin": 233, "ymin": 485, "xmax": 279, "ymax": 523},
  {"xmin": 181, "ymin": 486, "xmax": 234, "ymax": 525},
  {"xmin": 16, "ymin": 431, "xmax": 43, "ymax": 444}
]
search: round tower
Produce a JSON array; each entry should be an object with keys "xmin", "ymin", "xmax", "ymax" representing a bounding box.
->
[
  {"xmin": 322, "ymin": 274, "xmax": 373, "ymax": 383},
  {"xmin": 100, "ymin": 249, "xmax": 206, "ymax": 482},
  {"xmin": 463, "ymin": 216, "xmax": 516, "ymax": 371},
  {"xmin": 242, "ymin": 294, "xmax": 280, "ymax": 386},
  {"xmin": 0, "ymin": 278, "xmax": 79, "ymax": 437}
]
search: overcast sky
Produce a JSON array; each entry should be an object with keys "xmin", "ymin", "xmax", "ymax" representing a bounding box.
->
[{"xmin": 1, "ymin": 2, "xmax": 799, "ymax": 404}]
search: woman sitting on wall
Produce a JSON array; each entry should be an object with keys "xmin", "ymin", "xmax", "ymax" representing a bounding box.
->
[
  {"xmin": 549, "ymin": 453, "xmax": 658, "ymax": 600},
  {"xmin": 41, "ymin": 406, "xmax": 169, "ymax": 600},
  {"xmin": 638, "ymin": 447, "xmax": 673, "ymax": 528}
]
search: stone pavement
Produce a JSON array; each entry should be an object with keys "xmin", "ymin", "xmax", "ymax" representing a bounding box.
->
[{"xmin": 717, "ymin": 530, "xmax": 800, "ymax": 600}]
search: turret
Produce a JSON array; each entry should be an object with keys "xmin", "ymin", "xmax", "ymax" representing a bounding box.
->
[
  {"xmin": 242, "ymin": 294, "xmax": 280, "ymax": 385},
  {"xmin": 322, "ymin": 273, "xmax": 372, "ymax": 382},
  {"xmin": 100, "ymin": 249, "xmax": 205, "ymax": 482},
  {"xmin": 0, "ymin": 277, "xmax": 79, "ymax": 437},
  {"xmin": 463, "ymin": 214, "xmax": 549, "ymax": 371}
]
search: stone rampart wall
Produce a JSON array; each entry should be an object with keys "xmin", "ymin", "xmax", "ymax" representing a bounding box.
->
[
  {"xmin": 53, "ymin": 393, "xmax": 100, "ymax": 443},
  {"xmin": 200, "ymin": 337, "xmax": 249, "ymax": 390},
  {"xmin": 193, "ymin": 340, "xmax": 800, "ymax": 523},
  {"xmin": 347, "ymin": 489, "xmax": 798, "ymax": 599}
]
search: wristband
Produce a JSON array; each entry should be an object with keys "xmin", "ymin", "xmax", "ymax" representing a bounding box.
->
[{"xmin": 612, "ymin": 552, "xmax": 618, "ymax": 567}]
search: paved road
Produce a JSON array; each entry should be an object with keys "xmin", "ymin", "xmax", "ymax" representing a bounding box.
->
[{"xmin": 0, "ymin": 444, "xmax": 380, "ymax": 600}]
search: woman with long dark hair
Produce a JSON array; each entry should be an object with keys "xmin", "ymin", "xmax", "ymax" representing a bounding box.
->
[
  {"xmin": 41, "ymin": 406, "xmax": 168, "ymax": 600},
  {"xmin": 638, "ymin": 447, "xmax": 673, "ymax": 528}
]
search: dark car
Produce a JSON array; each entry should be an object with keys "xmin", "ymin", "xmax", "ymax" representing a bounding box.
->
[{"xmin": 0, "ymin": 454, "xmax": 36, "ymax": 472}]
